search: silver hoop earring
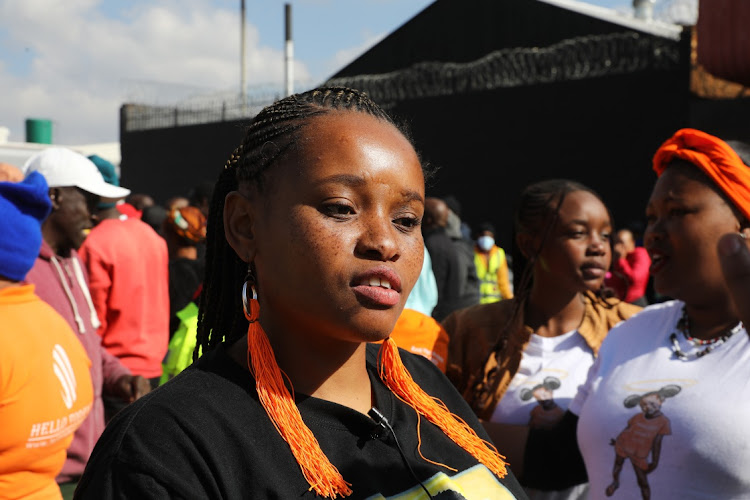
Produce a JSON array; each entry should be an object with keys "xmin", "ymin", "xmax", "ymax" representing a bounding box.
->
[{"xmin": 242, "ymin": 268, "xmax": 258, "ymax": 320}]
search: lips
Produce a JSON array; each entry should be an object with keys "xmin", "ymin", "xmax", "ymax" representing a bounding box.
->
[
  {"xmin": 647, "ymin": 248, "xmax": 668, "ymax": 275},
  {"xmin": 351, "ymin": 266, "xmax": 402, "ymax": 307},
  {"xmin": 581, "ymin": 262, "xmax": 607, "ymax": 279}
]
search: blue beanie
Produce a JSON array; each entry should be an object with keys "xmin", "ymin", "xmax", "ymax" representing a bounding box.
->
[
  {"xmin": 0, "ymin": 172, "xmax": 52, "ymax": 281},
  {"xmin": 87, "ymin": 155, "xmax": 119, "ymax": 210}
]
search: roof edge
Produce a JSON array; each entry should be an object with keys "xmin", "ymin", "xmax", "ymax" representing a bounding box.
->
[{"xmin": 537, "ymin": 0, "xmax": 684, "ymax": 40}]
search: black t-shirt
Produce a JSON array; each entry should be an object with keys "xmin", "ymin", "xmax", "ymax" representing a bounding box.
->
[{"xmin": 75, "ymin": 343, "xmax": 526, "ymax": 499}]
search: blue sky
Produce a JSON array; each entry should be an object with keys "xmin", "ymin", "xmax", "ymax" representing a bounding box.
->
[{"xmin": 0, "ymin": 0, "xmax": 687, "ymax": 145}]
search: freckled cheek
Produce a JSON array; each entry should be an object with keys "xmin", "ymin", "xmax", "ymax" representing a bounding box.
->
[
  {"xmin": 288, "ymin": 220, "xmax": 355, "ymax": 279},
  {"xmin": 400, "ymin": 240, "xmax": 424, "ymax": 293}
]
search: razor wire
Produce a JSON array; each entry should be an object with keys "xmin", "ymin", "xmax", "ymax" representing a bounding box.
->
[
  {"xmin": 123, "ymin": 31, "xmax": 683, "ymax": 131},
  {"xmin": 326, "ymin": 31, "xmax": 684, "ymax": 107}
]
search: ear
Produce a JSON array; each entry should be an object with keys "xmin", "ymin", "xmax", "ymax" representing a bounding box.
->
[
  {"xmin": 740, "ymin": 225, "xmax": 750, "ymax": 240},
  {"xmin": 48, "ymin": 188, "xmax": 62, "ymax": 210},
  {"xmin": 223, "ymin": 191, "xmax": 257, "ymax": 264}
]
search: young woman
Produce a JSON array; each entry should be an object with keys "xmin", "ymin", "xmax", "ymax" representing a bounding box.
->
[
  {"xmin": 74, "ymin": 87, "xmax": 525, "ymax": 499},
  {"xmin": 443, "ymin": 179, "xmax": 641, "ymax": 498},
  {"xmin": 569, "ymin": 129, "xmax": 750, "ymax": 499}
]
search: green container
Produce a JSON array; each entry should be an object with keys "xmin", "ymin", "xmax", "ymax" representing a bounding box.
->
[{"xmin": 25, "ymin": 118, "xmax": 53, "ymax": 144}]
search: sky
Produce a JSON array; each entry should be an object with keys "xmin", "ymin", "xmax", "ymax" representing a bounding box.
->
[{"xmin": 0, "ymin": 0, "xmax": 692, "ymax": 145}]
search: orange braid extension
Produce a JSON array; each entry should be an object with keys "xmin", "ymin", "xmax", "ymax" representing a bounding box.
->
[
  {"xmin": 377, "ymin": 337, "xmax": 508, "ymax": 479},
  {"xmin": 244, "ymin": 298, "xmax": 352, "ymax": 498}
]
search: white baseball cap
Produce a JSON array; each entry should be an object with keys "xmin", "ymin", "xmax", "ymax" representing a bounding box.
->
[{"xmin": 23, "ymin": 147, "xmax": 130, "ymax": 201}]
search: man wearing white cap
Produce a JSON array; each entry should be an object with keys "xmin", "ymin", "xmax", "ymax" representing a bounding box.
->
[{"xmin": 23, "ymin": 147, "xmax": 152, "ymax": 494}]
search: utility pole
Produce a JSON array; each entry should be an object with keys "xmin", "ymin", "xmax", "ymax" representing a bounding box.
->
[
  {"xmin": 284, "ymin": 3, "xmax": 293, "ymax": 96},
  {"xmin": 240, "ymin": 0, "xmax": 247, "ymax": 107}
]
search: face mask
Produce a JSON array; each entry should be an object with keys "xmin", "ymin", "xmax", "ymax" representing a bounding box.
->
[{"xmin": 477, "ymin": 235, "xmax": 495, "ymax": 252}]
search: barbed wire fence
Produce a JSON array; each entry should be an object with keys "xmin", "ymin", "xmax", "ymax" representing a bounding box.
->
[
  {"xmin": 123, "ymin": 30, "xmax": 684, "ymax": 132},
  {"xmin": 326, "ymin": 32, "xmax": 684, "ymax": 108}
]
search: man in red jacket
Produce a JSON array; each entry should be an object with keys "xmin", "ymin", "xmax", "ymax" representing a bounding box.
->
[
  {"xmin": 78, "ymin": 155, "xmax": 170, "ymax": 393},
  {"xmin": 23, "ymin": 148, "xmax": 151, "ymax": 495},
  {"xmin": 607, "ymin": 228, "xmax": 651, "ymax": 306}
]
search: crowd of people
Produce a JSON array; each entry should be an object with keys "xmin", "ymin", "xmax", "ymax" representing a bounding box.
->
[{"xmin": 1, "ymin": 86, "xmax": 749, "ymax": 500}]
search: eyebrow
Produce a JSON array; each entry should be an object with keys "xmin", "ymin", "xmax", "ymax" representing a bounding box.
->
[
  {"xmin": 314, "ymin": 173, "xmax": 424, "ymax": 204},
  {"xmin": 313, "ymin": 174, "xmax": 367, "ymax": 188}
]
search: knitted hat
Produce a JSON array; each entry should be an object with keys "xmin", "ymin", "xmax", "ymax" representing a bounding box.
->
[
  {"xmin": 0, "ymin": 172, "xmax": 52, "ymax": 281},
  {"xmin": 24, "ymin": 147, "xmax": 130, "ymax": 201},
  {"xmin": 88, "ymin": 154, "xmax": 119, "ymax": 186}
]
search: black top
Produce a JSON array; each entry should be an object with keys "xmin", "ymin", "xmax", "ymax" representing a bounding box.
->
[{"xmin": 75, "ymin": 343, "xmax": 525, "ymax": 499}]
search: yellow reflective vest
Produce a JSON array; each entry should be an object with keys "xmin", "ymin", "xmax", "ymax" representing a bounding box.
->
[{"xmin": 474, "ymin": 246, "xmax": 513, "ymax": 304}]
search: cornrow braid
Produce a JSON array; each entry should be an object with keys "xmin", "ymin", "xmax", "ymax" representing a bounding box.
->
[{"xmin": 196, "ymin": 87, "xmax": 409, "ymax": 359}]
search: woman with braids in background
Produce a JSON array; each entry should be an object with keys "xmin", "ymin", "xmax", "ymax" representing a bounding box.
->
[
  {"xmin": 75, "ymin": 87, "xmax": 525, "ymax": 499},
  {"xmin": 443, "ymin": 179, "xmax": 641, "ymax": 499}
]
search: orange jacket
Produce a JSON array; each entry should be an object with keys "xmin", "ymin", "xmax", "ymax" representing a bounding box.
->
[
  {"xmin": 0, "ymin": 285, "xmax": 93, "ymax": 499},
  {"xmin": 387, "ymin": 308, "xmax": 449, "ymax": 373}
]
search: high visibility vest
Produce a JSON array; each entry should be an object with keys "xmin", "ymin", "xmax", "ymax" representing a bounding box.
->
[
  {"xmin": 160, "ymin": 302, "xmax": 200, "ymax": 385},
  {"xmin": 474, "ymin": 247, "xmax": 506, "ymax": 304}
]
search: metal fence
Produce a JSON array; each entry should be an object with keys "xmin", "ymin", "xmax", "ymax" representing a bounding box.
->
[
  {"xmin": 122, "ymin": 90, "xmax": 282, "ymax": 133},
  {"xmin": 123, "ymin": 30, "xmax": 685, "ymax": 132}
]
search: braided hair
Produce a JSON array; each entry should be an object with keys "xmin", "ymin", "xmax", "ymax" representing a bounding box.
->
[{"xmin": 196, "ymin": 87, "xmax": 423, "ymax": 359}]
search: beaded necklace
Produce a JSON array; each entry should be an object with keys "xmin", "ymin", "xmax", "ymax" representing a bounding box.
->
[{"xmin": 670, "ymin": 306, "xmax": 743, "ymax": 360}]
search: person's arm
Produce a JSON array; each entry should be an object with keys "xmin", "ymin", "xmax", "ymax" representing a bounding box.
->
[
  {"xmin": 481, "ymin": 411, "xmax": 586, "ymax": 489},
  {"xmin": 523, "ymin": 411, "xmax": 587, "ymax": 489},
  {"xmin": 481, "ymin": 421, "xmax": 529, "ymax": 477}
]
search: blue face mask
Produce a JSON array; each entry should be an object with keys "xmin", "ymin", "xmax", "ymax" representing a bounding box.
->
[{"xmin": 477, "ymin": 235, "xmax": 495, "ymax": 252}]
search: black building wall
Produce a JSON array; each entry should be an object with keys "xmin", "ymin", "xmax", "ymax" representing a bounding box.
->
[{"xmin": 119, "ymin": 116, "xmax": 247, "ymax": 204}]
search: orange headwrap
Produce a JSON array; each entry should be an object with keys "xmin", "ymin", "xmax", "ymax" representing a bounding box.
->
[
  {"xmin": 652, "ymin": 128, "xmax": 750, "ymax": 221},
  {"xmin": 165, "ymin": 206, "xmax": 207, "ymax": 243}
]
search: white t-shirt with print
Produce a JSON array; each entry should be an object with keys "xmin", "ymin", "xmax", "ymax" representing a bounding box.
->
[
  {"xmin": 570, "ymin": 300, "xmax": 750, "ymax": 500},
  {"xmin": 491, "ymin": 329, "xmax": 595, "ymax": 427}
]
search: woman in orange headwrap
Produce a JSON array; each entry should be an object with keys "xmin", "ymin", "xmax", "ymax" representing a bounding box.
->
[{"xmin": 567, "ymin": 129, "xmax": 750, "ymax": 499}]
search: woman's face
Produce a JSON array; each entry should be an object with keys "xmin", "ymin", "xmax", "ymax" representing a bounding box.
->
[
  {"xmin": 533, "ymin": 190, "xmax": 612, "ymax": 294},
  {"xmin": 644, "ymin": 162, "xmax": 742, "ymax": 304},
  {"xmin": 248, "ymin": 111, "xmax": 425, "ymax": 344}
]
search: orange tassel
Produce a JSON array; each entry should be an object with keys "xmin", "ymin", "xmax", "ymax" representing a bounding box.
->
[
  {"xmin": 377, "ymin": 337, "xmax": 508, "ymax": 479},
  {"xmin": 244, "ymin": 297, "xmax": 352, "ymax": 498}
]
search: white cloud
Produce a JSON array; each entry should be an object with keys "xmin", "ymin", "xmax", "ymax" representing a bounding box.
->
[{"xmin": 0, "ymin": 0, "xmax": 310, "ymax": 144}]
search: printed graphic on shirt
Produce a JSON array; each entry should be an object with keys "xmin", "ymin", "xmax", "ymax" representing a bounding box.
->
[
  {"xmin": 519, "ymin": 375, "xmax": 565, "ymax": 429},
  {"xmin": 365, "ymin": 464, "xmax": 517, "ymax": 499},
  {"xmin": 25, "ymin": 345, "xmax": 92, "ymax": 449},
  {"xmin": 52, "ymin": 344, "xmax": 78, "ymax": 409},
  {"xmin": 605, "ymin": 383, "xmax": 681, "ymax": 499}
]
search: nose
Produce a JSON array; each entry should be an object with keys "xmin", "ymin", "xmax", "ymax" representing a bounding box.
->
[
  {"xmin": 354, "ymin": 212, "xmax": 400, "ymax": 262},
  {"xmin": 586, "ymin": 232, "xmax": 608, "ymax": 255},
  {"xmin": 644, "ymin": 216, "xmax": 664, "ymax": 247}
]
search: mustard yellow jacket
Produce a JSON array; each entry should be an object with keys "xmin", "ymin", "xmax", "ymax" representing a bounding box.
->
[{"xmin": 442, "ymin": 291, "xmax": 641, "ymax": 420}]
